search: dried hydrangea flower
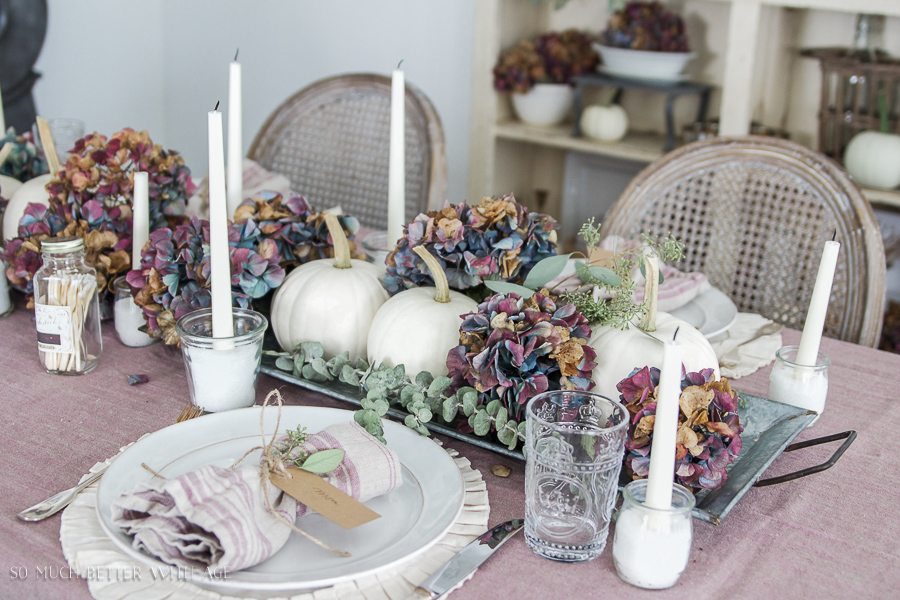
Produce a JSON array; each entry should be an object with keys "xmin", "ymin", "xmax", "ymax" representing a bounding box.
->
[
  {"xmin": 382, "ymin": 194, "xmax": 558, "ymax": 296},
  {"xmin": 0, "ymin": 127, "xmax": 48, "ymax": 182},
  {"xmin": 493, "ymin": 29, "xmax": 599, "ymax": 93},
  {"xmin": 447, "ymin": 291, "xmax": 596, "ymax": 422},
  {"xmin": 127, "ymin": 216, "xmax": 286, "ymax": 344},
  {"xmin": 617, "ymin": 366, "xmax": 743, "ymax": 491}
]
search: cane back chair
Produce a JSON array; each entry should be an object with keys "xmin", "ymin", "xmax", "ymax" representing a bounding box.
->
[
  {"xmin": 601, "ymin": 136, "xmax": 886, "ymax": 347},
  {"xmin": 248, "ymin": 73, "xmax": 448, "ymax": 230}
]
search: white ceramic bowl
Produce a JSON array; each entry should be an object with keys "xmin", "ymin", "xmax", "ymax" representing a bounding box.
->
[
  {"xmin": 511, "ymin": 83, "xmax": 574, "ymax": 126},
  {"xmin": 594, "ymin": 44, "xmax": 695, "ymax": 82}
]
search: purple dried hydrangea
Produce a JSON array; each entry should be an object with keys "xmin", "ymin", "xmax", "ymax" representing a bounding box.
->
[
  {"xmin": 447, "ymin": 291, "xmax": 597, "ymax": 421},
  {"xmin": 127, "ymin": 216, "xmax": 285, "ymax": 344},
  {"xmin": 618, "ymin": 366, "xmax": 743, "ymax": 491},
  {"xmin": 381, "ymin": 194, "xmax": 558, "ymax": 296},
  {"xmin": 233, "ymin": 191, "xmax": 363, "ymax": 265},
  {"xmin": 601, "ymin": 1, "xmax": 690, "ymax": 52}
]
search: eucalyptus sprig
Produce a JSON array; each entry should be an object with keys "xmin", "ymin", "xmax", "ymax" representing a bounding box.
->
[
  {"xmin": 271, "ymin": 423, "xmax": 346, "ymax": 474},
  {"xmin": 264, "ymin": 342, "xmax": 527, "ymax": 451},
  {"xmin": 482, "ymin": 218, "xmax": 684, "ymax": 330}
]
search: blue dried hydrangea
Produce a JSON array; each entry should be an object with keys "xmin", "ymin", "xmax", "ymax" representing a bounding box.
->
[
  {"xmin": 618, "ymin": 366, "xmax": 743, "ymax": 491},
  {"xmin": 127, "ymin": 216, "xmax": 285, "ymax": 345},
  {"xmin": 381, "ymin": 194, "xmax": 558, "ymax": 296},
  {"xmin": 0, "ymin": 127, "xmax": 48, "ymax": 182},
  {"xmin": 233, "ymin": 191, "xmax": 363, "ymax": 265},
  {"xmin": 447, "ymin": 291, "xmax": 596, "ymax": 421}
]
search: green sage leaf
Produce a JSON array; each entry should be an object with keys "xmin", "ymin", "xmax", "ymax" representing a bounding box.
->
[
  {"xmin": 523, "ymin": 253, "xmax": 572, "ymax": 289},
  {"xmin": 300, "ymin": 449, "xmax": 345, "ymax": 474}
]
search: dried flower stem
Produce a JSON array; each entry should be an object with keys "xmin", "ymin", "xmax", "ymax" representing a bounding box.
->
[
  {"xmin": 411, "ymin": 246, "xmax": 451, "ymax": 303},
  {"xmin": 639, "ymin": 254, "xmax": 659, "ymax": 332}
]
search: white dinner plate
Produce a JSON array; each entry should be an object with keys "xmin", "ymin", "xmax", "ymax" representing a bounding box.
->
[
  {"xmin": 669, "ymin": 286, "xmax": 738, "ymax": 339},
  {"xmin": 95, "ymin": 406, "xmax": 465, "ymax": 595}
]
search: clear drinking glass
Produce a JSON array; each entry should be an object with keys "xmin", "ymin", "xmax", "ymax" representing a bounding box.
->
[
  {"xmin": 767, "ymin": 345, "xmax": 830, "ymax": 426},
  {"xmin": 112, "ymin": 276, "xmax": 156, "ymax": 347},
  {"xmin": 524, "ymin": 390, "xmax": 629, "ymax": 562},
  {"xmin": 175, "ymin": 308, "xmax": 267, "ymax": 412},
  {"xmin": 361, "ymin": 230, "xmax": 390, "ymax": 268},
  {"xmin": 34, "ymin": 118, "xmax": 85, "ymax": 166},
  {"xmin": 612, "ymin": 479, "xmax": 695, "ymax": 589}
]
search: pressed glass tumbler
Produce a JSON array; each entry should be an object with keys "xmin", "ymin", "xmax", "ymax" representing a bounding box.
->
[{"xmin": 524, "ymin": 390, "xmax": 629, "ymax": 562}]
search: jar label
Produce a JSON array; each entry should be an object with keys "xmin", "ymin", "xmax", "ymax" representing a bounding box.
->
[{"xmin": 35, "ymin": 303, "xmax": 74, "ymax": 354}]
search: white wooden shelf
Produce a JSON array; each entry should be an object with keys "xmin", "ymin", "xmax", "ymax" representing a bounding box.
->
[{"xmin": 493, "ymin": 121, "xmax": 664, "ymax": 164}]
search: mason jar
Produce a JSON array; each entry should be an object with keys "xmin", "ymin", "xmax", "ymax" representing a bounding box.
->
[{"xmin": 33, "ymin": 236, "xmax": 102, "ymax": 374}]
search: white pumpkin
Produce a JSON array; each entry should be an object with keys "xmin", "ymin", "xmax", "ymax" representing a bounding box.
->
[
  {"xmin": 270, "ymin": 213, "xmax": 388, "ymax": 360},
  {"xmin": 588, "ymin": 256, "xmax": 719, "ymax": 399},
  {"xmin": 0, "ymin": 175, "xmax": 22, "ymax": 201},
  {"xmin": 3, "ymin": 173, "xmax": 52, "ymax": 240},
  {"xmin": 581, "ymin": 103, "xmax": 629, "ymax": 142},
  {"xmin": 844, "ymin": 130, "xmax": 900, "ymax": 189},
  {"xmin": 367, "ymin": 245, "xmax": 478, "ymax": 376}
]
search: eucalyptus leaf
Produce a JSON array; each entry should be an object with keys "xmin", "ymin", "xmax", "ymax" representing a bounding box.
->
[
  {"xmin": 372, "ymin": 398, "xmax": 390, "ymax": 416},
  {"xmin": 494, "ymin": 408, "xmax": 508, "ymax": 431},
  {"xmin": 400, "ymin": 385, "xmax": 417, "ymax": 405},
  {"xmin": 415, "ymin": 424, "xmax": 429, "ymax": 436},
  {"xmin": 363, "ymin": 410, "xmax": 381, "ymax": 427},
  {"xmin": 415, "ymin": 371, "xmax": 433, "ymax": 389},
  {"xmin": 442, "ymin": 397, "xmax": 459, "ymax": 422},
  {"xmin": 427, "ymin": 376, "xmax": 451, "ymax": 398},
  {"xmin": 299, "ymin": 341, "xmax": 324, "ymax": 360},
  {"xmin": 484, "ymin": 280, "xmax": 535, "ymax": 298},
  {"xmin": 275, "ymin": 356, "xmax": 293, "ymax": 372},
  {"xmin": 578, "ymin": 264, "xmax": 622, "ymax": 286},
  {"xmin": 340, "ymin": 365, "xmax": 360, "ymax": 387},
  {"xmin": 523, "ymin": 253, "xmax": 572, "ymax": 289},
  {"xmin": 404, "ymin": 414, "xmax": 419, "ymax": 429},
  {"xmin": 392, "ymin": 364, "xmax": 406, "ymax": 381},
  {"xmin": 497, "ymin": 423, "xmax": 516, "ymax": 449},
  {"xmin": 411, "ymin": 391, "xmax": 426, "ymax": 406},
  {"xmin": 461, "ymin": 389, "xmax": 478, "ymax": 416},
  {"xmin": 485, "ymin": 399, "xmax": 503, "ymax": 417},
  {"xmin": 415, "ymin": 407, "xmax": 433, "ymax": 423},
  {"xmin": 309, "ymin": 357, "xmax": 332, "ymax": 379},
  {"xmin": 473, "ymin": 409, "xmax": 492, "ymax": 436},
  {"xmin": 581, "ymin": 435, "xmax": 596, "ymax": 460},
  {"xmin": 300, "ymin": 449, "xmax": 345, "ymax": 474}
]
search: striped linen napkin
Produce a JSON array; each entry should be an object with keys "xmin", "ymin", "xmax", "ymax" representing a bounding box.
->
[{"xmin": 110, "ymin": 421, "xmax": 402, "ymax": 572}]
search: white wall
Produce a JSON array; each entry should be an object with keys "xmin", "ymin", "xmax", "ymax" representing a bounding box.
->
[{"xmin": 33, "ymin": 0, "xmax": 475, "ymax": 204}]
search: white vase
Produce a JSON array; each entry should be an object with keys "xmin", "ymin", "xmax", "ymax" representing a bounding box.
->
[{"xmin": 511, "ymin": 84, "xmax": 574, "ymax": 127}]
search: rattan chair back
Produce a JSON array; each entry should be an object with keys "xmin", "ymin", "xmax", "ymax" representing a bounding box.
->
[
  {"xmin": 601, "ymin": 136, "xmax": 885, "ymax": 347},
  {"xmin": 248, "ymin": 73, "xmax": 447, "ymax": 230}
]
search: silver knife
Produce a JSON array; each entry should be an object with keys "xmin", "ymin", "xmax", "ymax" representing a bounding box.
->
[{"xmin": 413, "ymin": 519, "xmax": 524, "ymax": 599}]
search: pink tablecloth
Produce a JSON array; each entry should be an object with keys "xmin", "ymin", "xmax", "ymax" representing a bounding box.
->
[{"xmin": 1, "ymin": 293, "xmax": 898, "ymax": 599}]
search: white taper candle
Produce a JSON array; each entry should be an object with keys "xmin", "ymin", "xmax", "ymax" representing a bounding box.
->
[
  {"xmin": 387, "ymin": 67, "xmax": 405, "ymax": 247},
  {"xmin": 208, "ymin": 108, "xmax": 234, "ymax": 339},
  {"xmin": 796, "ymin": 240, "xmax": 840, "ymax": 367},
  {"xmin": 644, "ymin": 334, "xmax": 684, "ymax": 510},
  {"xmin": 226, "ymin": 58, "xmax": 243, "ymax": 219},
  {"xmin": 132, "ymin": 172, "xmax": 149, "ymax": 271}
]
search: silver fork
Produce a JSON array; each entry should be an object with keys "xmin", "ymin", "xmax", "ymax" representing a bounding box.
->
[{"xmin": 17, "ymin": 405, "xmax": 204, "ymax": 522}]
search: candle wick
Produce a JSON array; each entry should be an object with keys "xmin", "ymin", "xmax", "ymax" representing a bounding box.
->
[
  {"xmin": 214, "ymin": 100, "xmax": 220, "ymax": 111},
  {"xmin": 397, "ymin": 59, "xmax": 404, "ymax": 69},
  {"xmin": 673, "ymin": 327, "xmax": 680, "ymax": 341},
  {"xmin": 831, "ymin": 229, "xmax": 836, "ymax": 242},
  {"xmin": 234, "ymin": 48, "xmax": 239, "ymax": 61}
]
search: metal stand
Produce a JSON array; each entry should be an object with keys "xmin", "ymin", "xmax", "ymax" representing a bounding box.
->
[{"xmin": 572, "ymin": 73, "xmax": 713, "ymax": 152}]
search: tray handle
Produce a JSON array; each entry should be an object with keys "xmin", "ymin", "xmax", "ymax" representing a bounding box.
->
[{"xmin": 753, "ymin": 430, "xmax": 856, "ymax": 487}]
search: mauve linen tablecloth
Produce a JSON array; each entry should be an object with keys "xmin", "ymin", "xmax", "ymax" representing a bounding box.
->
[{"xmin": 1, "ymin": 295, "xmax": 898, "ymax": 599}]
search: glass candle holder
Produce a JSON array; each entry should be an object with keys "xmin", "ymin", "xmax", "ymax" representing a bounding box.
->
[
  {"xmin": 0, "ymin": 246, "xmax": 12, "ymax": 318},
  {"xmin": 112, "ymin": 276, "xmax": 156, "ymax": 347},
  {"xmin": 612, "ymin": 479, "xmax": 695, "ymax": 589},
  {"xmin": 175, "ymin": 308, "xmax": 268, "ymax": 412},
  {"xmin": 767, "ymin": 345, "xmax": 830, "ymax": 426},
  {"xmin": 361, "ymin": 230, "xmax": 390, "ymax": 269},
  {"xmin": 524, "ymin": 390, "xmax": 629, "ymax": 562}
]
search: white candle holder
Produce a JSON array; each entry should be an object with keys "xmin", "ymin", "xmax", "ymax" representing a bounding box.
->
[
  {"xmin": 112, "ymin": 277, "xmax": 157, "ymax": 347},
  {"xmin": 613, "ymin": 479, "xmax": 695, "ymax": 590},
  {"xmin": 767, "ymin": 345, "xmax": 830, "ymax": 427},
  {"xmin": 175, "ymin": 308, "xmax": 268, "ymax": 412}
]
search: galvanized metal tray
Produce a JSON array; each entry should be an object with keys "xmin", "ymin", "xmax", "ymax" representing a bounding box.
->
[{"xmin": 261, "ymin": 354, "xmax": 818, "ymax": 525}]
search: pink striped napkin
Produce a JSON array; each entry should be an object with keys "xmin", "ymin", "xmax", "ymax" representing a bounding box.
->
[{"xmin": 111, "ymin": 422, "xmax": 402, "ymax": 572}]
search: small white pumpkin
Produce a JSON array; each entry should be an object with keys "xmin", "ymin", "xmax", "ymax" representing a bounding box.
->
[
  {"xmin": 844, "ymin": 131, "xmax": 900, "ymax": 189},
  {"xmin": 2, "ymin": 173, "xmax": 52, "ymax": 241},
  {"xmin": 270, "ymin": 213, "xmax": 388, "ymax": 360},
  {"xmin": 581, "ymin": 103, "xmax": 629, "ymax": 142},
  {"xmin": 1, "ymin": 175, "xmax": 22, "ymax": 201},
  {"xmin": 367, "ymin": 245, "xmax": 478, "ymax": 376},
  {"xmin": 588, "ymin": 256, "xmax": 719, "ymax": 399}
]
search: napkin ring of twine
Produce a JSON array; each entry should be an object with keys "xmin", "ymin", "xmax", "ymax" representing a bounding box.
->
[{"xmin": 144, "ymin": 390, "xmax": 349, "ymax": 557}]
